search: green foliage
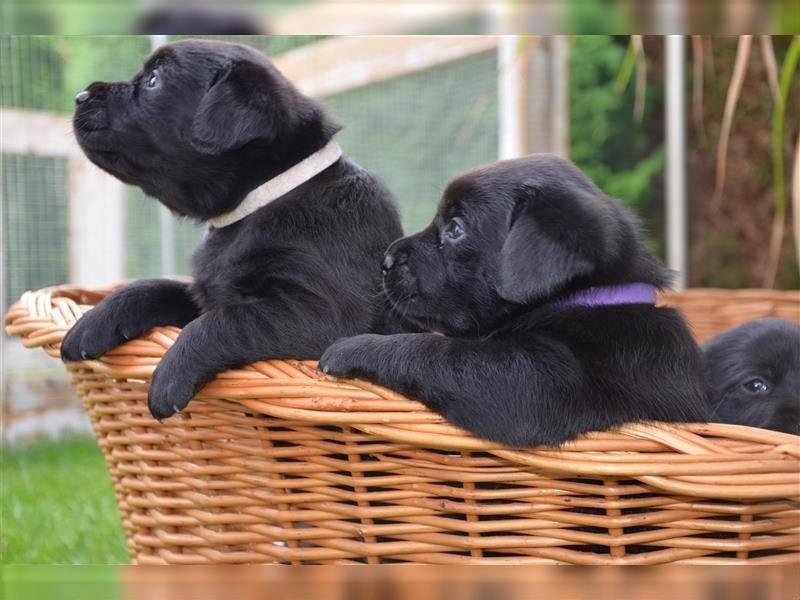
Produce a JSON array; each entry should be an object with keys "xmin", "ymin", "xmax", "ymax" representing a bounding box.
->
[
  {"xmin": 570, "ymin": 36, "xmax": 665, "ymax": 217},
  {"xmin": 1, "ymin": 438, "xmax": 129, "ymax": 564},
  {"xmin": 562, "ymin": 2, "xmax": 632, "ymax": 34},
  {"xmin": 613, "ymin": 38, "xmax": 639, "ymax": 95},
  {"xmin": 771, "ymin": 36, "xmax": 800, "ymax": 225},
  {"xmin": 773, "ymin": 2, "xmax": 800, "ymax": 35},
  {"xmin": 703, "ymin": 233, "xmax": 748, "ymax": 289},
  {"xmin": 1, "ymin": 0, "xmax": 138, "ymax": 35},
  {"xmin": 778, "ymin": 250, "xmax": 800, "ymax": 289}
]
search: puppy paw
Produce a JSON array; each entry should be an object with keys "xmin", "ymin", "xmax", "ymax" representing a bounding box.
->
[
  {"xmin": 147, "ymin": 364, "xmax": 199, "ymax": 421},
  {"xmin": 318, "ymin": 334, "xmax": 381, "ymax": 379},
  {"xmin": 60, "ymin": 310, "xmax": 127, "ymax": 362}
]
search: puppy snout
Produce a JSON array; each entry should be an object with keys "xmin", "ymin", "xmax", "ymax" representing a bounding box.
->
[
  {"xmin": 382, "ymin": 246, "xmax": 408, "ymax": 275},
  {"xmin": 76, "ymin": 82, "xmax": 111, "ymax": 105},
  {"xmin": 73, "ymin": 82, "xmax": 113, "ymax": 132},
  {"xmin": 381, "ymin": 253, "xmax": 395, "ymax": 274},
  {"xmin": 75, "ymin": 90, "xmax": 91, "ymax": 105}
]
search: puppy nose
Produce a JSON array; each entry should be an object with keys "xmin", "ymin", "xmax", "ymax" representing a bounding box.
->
[
  {"xmin": 382, "ymin": 253, "xmax": 395, "ymax": 273},
  {"xmin": 75, "ymin": 90, "xmax": 91, "ymax": 105},
  {"xmin": 382, "ymin": 249, "xmax": 408, "ymax": 275}
]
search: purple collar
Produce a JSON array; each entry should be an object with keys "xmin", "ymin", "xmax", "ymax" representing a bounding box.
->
[{"xmin": 554, "ymin": 283, "xmax": 658, "ymax": 309}]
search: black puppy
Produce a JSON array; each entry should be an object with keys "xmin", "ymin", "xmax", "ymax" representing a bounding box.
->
[
  {"xmin": 703, "ymin": 318, "xmax": 800, "ymax": 434},
  {"xmin": 320, "ymin": 154, "xmax": 709, "ymax": 447},
  {"xmin": 135, "ymin": 8, "xmax": 264, "ymax": 35},
  {"xmin": 64, "ymin": 40, "xmax": 402, "ymax": 420}
]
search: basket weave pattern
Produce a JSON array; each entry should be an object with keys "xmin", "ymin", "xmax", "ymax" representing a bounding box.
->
[{"xmin": 5, "ymin": 286, "xmax": 800, "ymax": 564}]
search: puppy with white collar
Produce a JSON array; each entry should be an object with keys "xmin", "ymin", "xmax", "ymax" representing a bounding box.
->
[{"xmin": 63, "ymin": 40, "xmax": 403, "ymax": 419}]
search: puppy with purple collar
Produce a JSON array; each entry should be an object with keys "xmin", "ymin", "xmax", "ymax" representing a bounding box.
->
[{"xmin": 320, "ymin": 154, "xmax": 710, "ymax": 447}]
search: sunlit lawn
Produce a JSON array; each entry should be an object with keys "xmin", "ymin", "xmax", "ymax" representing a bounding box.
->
[{"xmin": 1, "ymin": 437, "xmax": 129, "ymax": 564}]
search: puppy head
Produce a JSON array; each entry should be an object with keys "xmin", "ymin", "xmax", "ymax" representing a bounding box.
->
[
  {"xmin": 703, "ymin": 318, "xmax": 800, "ymax": 434},
  {"xmin": 73, "ymin": 39, "xmax": 338, "ymax": 220},
  {"xmin": 381, "ymin": 154, "xmax": 670, "ymax": 336}
]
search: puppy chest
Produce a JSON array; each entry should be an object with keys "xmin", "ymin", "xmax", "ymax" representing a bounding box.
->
[
  {"xmin": 191, "ymin": 256, "xmax": 268, "ymax": 310},
  {"xmin": 190, "ymin": 239, "xmax": 255, "ymax": 309}
]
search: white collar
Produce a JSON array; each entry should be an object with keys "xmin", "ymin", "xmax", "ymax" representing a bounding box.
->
[{"xmin": 210, "ymin": 139, "xmax": 343, "ymax": 228}]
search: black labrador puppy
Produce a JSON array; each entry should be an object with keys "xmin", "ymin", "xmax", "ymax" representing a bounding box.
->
[
  {"xmin": 320, "ymin": 154, "xmax": 709, "ymax": 447},
  {"xmin": 703, "ymin": 318, "xmax": 800, "ymax": 434},
  {"xmin": 63, "ymin": 39, "xmax": 402, "ymax": 420},
  {"xmin": 135, "ymin": 8, "xmax": 264, "ymax": 35}
]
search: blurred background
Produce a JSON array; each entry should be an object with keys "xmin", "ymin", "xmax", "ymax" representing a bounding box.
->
[
  {"xmin": 1, "ymin": 33, "xmax": 799, "ymax": 563},
  {"xmin": 3, "ymin": 564, "xmax": 799, "ymax": 599},
  {"xmin": 2, "ymin": 0, "xmax": 799, "ymax": 35}
]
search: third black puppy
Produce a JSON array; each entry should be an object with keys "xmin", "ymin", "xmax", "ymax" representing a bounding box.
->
[
  {"xmin": 321, "ymin": 154, "xmax": 709, "ymax": 447},
  {"xmin": 63, "ymin": 40, "xmax": 402, "ymax": 419},
  {"xmin": 703, "ymin": 318, "xmax": 800, "ymax": 434}
]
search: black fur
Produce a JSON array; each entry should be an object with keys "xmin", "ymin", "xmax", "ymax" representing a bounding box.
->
[
  {"xmin": 63, "ymin": 39, "xmax": 403, "ymax": 420},
  {"xmin": 320, "ymin": 154, "xmax": 709, "ymax": 447},
  {"xmin": 703, "ymin": 318, "xmax": 800, "ymax": 434},
  {"xmin": 134, "ymin": 9, "xmax": 264, "ymax": 35}
]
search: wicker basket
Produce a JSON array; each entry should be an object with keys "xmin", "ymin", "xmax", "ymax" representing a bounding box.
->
[{"xmin": 4, "ymin": 286, "xmax": 800, "ymax": 565}]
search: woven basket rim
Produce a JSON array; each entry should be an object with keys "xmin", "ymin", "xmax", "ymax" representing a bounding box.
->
[{"xmin": 4, "ymin": 284, "xmax": 800, "ymax": 500}]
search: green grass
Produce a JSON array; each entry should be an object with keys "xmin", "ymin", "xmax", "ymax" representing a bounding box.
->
[
  {"xmin": 1, "ymin": 438, "xmax": 129, "ymax": 564},
  {"xmin": 2, "ymin": 566, "xmax": 122, "ymax": 600}
]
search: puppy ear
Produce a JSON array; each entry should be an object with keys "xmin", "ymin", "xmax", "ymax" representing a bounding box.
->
[
  {"xmin": 190, "ymin": 60, "xmax": 282, "ymax": 154},
  {"xmin": 496, "ymin": 190, "xmax": 596, "ymax": 304}
]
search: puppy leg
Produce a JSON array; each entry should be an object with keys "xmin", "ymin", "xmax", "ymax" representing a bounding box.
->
[
  {"xmin": 61, "ymin": 279, "xmax": 200, "ymax": 362},
  {"xmin": 320, "ymin": 333, "xmax": 584, "ymax": 447},
  {"xmin": 147, "ymin": 300, "xmax": 344, "ymax": 420}
]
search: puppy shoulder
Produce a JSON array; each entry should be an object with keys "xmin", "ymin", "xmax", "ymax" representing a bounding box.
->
[
  {"xmin": 325, "ymin": 159, "xmax": 402, "ymax": 227},
  {"xmin": 334, "ymin": 159, "xmax": 393, "ymax": 199}
]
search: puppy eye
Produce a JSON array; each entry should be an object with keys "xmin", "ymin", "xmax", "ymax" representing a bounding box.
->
[
  {"xmin": 146, "ymin": 71, "xmax": 160, "ymax": 89},
  {"xmin": 444, "ymin": 218, "xmax": 465, "ymax": 241},
  {"xmin": 742, "ymin": 378, "xmax": 769, "ymax": 394}
]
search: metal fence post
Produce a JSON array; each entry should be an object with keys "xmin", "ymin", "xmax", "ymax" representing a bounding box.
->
[{"xmin": 665, "ymin": 35, "xmax": 688, "ymax": 290}]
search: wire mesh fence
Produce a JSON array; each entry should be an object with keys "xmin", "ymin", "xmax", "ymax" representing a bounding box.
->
[
  {"xmin": 327, "ymin": 50, "xmax": 499, "ymax": 232},
  {"xmin": 2, "ymin": 154, "xmax": 69, "ymax": 309}
]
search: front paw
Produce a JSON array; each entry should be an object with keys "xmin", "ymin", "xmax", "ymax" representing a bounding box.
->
[
  {"xmin": 147, "ymin": 362, "xmax": 201, "ymax": 421},
  {"xmin": 61, "ymin": 310, "xmax": 127, "ymax": 362},
  {"xmin": 318, "ymin": 334, "xmax": 382, "ymax": 379}
]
